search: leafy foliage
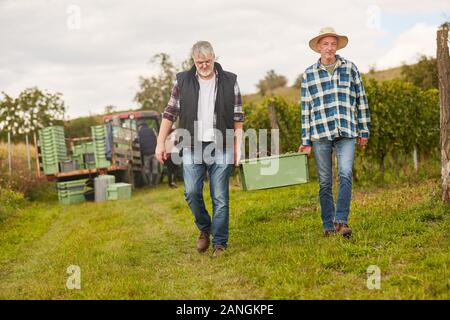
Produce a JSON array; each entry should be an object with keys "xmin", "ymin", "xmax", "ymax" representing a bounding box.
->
[
  {"xmin": 256, "ymin": 70, "xmax": 288, "ymax": 96},
  {"xmin": 364, "ymin": 78, "xmax": 440, "ymax": 169},
  {"xmin": 134, "ymin": 53, "xmax": 195, "ymax": 113},
  {"xmin": 401, "ymin": 55, "xmax": 438, "ymax": 90},
  {"xmin": 0, "ymin": 87, "xmax": 66, "ymax": 141}
]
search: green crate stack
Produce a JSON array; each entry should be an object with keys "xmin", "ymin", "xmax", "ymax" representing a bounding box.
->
[
  {"xmin": 72, "ymin": 143, "xmax": 85, "ymax": 169},
  {"xmin": 107, "ymin": 182, "xmax": 132, "ymax": 200},
  {"xmin": 72, "ymin": 141, "xmax": 97, "ymax": 170},
  {"xmin": 57, "ymin": 179, "xmax": 90, "ymax": 204},
  {"xmin": 84, "ymin": 141, "xmax": 95, "ymax": 154},
  {"xmin": 72, "ymin": 154, "xmax": 83, "ymax": 169},
  {"xmin": 91, "ymin": 125, "xmax": 111, "ymax": 168},
  {"xmin": 85, "ymin": 162, "xmax": 97, "ymax": 169},
  {"xmin": 39, "ymin": 126, "xmax": 68, "ymax": 174},
  {"xmin": 73, "ymin": 144, "xmax": 84, "ymax": 156}
]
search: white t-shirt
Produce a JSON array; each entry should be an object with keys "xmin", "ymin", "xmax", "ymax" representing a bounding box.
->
[{"xmin": 197, "ymin": 75, "xmax": 216, "ymax": 142}]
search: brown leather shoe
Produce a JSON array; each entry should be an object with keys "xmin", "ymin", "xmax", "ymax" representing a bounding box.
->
[
  {"xmin": 334, "ymin": 223, "xmax": 352, "ymax": 238},
  {"xmin": 196, "ymin": 231, "xmax": 210, "ymax": 253},
  {"xmin": 212, "ymin": 245, "xmax": 226, "ymax": 257},
  {"xmin": 323, "ymin": 229, "xmax": 337, "ymax": 237}
]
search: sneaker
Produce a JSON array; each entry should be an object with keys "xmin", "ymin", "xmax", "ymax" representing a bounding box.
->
[
  {"xmin": 334, "ymin": 223, "xmax": 352, "ymax": 238},
  {"xmin": 212, "ymin": 245, "xmax": 226, "ymax": 257},
  {"xmin": 196, "ymin": 231, "xmax": 210, "ymax": 253}
]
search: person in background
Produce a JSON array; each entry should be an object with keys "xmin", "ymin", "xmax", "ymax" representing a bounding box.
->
[{"xmin": 137, "ymin": 120, "xmax": 160, "ymax": 185}]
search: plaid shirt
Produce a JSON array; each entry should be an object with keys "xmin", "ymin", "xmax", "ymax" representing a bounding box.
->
[
  {"xmin": 162, "ymin": 69, "xmax": 244, "ymax": 123},
  {"xmin": 301, "ymin": 55, "xmax": 371, "ymax": 146}
]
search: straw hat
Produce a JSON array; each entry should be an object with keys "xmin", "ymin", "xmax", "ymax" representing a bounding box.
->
[{"xmin": 309, "ymin": 27, "xmax": 348, "ymax": 53}]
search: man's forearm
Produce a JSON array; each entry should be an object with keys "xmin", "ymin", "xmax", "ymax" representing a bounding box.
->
[
  {"xmin": 234, "ymin": 121, "xmax": 243, "ymax": 145},
  {"xmin": 157, "ymin": 118, "xmax": 174, "ymax": 145}
]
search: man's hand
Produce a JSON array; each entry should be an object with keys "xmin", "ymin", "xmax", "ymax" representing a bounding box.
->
[
  {"xmin": 156, "ymin": 118, "xmax": 174, "ymax": 164},
  {"xmin": 298, "ymin": 144, "xmax": 312, "ymax": 155},
  {"xmin": 155, "ymin": 143, "xmax": 168, "ymax": 164},
  {"xmin": 358, "ymin": 137, "xmax": 368, "ymax": 149}
]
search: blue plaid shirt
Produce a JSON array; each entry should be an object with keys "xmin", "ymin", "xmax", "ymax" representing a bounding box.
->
[{"xmin": 301, "ymin": 55, "xmax": 371, "ymax": 146}]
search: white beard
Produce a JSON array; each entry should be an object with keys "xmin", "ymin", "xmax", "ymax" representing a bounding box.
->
[{"xmin": 197, "ymin": 69, "xmax": 214, "ymax": 78}]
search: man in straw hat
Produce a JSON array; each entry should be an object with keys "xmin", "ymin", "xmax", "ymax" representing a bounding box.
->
[{"xmin": 298, "ymin": 27, "xmax": 371, "ymax": 237}]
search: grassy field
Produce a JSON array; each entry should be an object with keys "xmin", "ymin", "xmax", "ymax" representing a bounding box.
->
[{"xmin": 0, "ymin": 175, "xmax": 448, "ymax": 299}]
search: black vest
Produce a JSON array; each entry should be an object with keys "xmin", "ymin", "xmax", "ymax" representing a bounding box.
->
[{"xmin": 176, "ymin": 62, "xmax": 236, "ymax": 147}]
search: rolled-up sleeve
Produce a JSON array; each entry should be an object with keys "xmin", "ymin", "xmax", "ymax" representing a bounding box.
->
[{"xmin": 233, "ymin": 80, "xmax": 244, "ymax": 122}]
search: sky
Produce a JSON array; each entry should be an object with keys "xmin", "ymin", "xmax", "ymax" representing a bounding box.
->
[{"xmin": 0, "ymin": 0, "xmax": 449, "ymax": 119}]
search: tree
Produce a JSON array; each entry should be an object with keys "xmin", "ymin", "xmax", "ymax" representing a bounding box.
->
[
  {"xmin": 135, "ymin": 53, "xmax": 176, "ymax": 113},
  {"xmin": 180, "ymin": 55, "xmax": 194, "ymax": 72},
  {"xmin": 0, "ymin": 87, "xmax": 65, "ymax": 139},
  {"xmin": 293, "ymin": 73, "xmax": 304, "ymax": 89},
  {"xmin": 256, "ymin": 70, "xmax": 288, "ymax": 96},
  {"xmin": 401, "ymin": 55, "xmax": 439, "ymax": 90},
  {"xmin": 103, "ymin": 105, "xmax": 116, "ymax": 115}
]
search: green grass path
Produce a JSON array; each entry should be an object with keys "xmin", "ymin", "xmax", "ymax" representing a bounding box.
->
[{"xmin": 0, "ymin": 179, "xmax": 448, "ymax": 299}]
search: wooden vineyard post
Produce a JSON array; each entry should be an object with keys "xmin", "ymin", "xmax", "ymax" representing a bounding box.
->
[{"xmin": 437, "ymin": 23, "xmax": 450, "ymax": 203}]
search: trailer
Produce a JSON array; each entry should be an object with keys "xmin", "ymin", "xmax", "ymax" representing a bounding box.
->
[{"xmin": 36, "ymin": 110, "xmax": 163, "ymax": 188}]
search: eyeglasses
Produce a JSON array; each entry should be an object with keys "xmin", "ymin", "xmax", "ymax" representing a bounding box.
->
[{"xmin": 194, "ymin": 59, "xmax": 213, "ymax": 67}]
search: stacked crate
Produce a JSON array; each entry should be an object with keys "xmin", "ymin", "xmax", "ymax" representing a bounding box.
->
[
  {"xmin": 57, "ymin": 178, "xmax": 90, "ymax": 204},
  {"xmin": 84, "ymin": 141, "xmax": 96, "ymax": 169},
  {"xmin": 107, "ymin": 182, "xmax": 132, "ymax": 200},
  {"xmin": 72, "ymin": 144, "xmax": 84, "ymax": 169},
  {"xmin": 73, "ymin": 142, "xmax": 96, "ymax": 169},
  {"xmin": 39, "ymin": 126, "xmax": 68, "ymax": 174},
  {"xmin": 91, "ymin": 125, "xmax": 111, "ymax": 168}
]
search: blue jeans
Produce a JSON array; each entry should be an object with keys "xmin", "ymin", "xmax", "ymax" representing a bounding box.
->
[
  {"xmin": 312, "ymin": 137, "xmax": 356, "ymax": 231},
  {"xmin": 182, "ymin": 142, "xmax": 233, "ymax": 248}
]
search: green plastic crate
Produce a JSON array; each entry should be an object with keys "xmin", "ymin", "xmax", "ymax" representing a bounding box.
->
[
  {"xmin": 72, "ymin": 154, "xmax": 83, "ymax": 167},
  {"xmin": 91, "ymin": 125, "xmax": 107, "ymax": 136},
  {"xmin": 107, "ymin": 183, "xmax": 132, "ymax": 200},
  {"xmin": 92, "ymin": 126, "xmax": 106, "ymax": 131},
  {"xmin": 58, "ymin": 191, "xmax": 86, "ymax": 205},
  {"xmin": 40, "ymin": 125, "xmax": 64, "ymax": 131},
  {"xmin": 239, "ymin": 152, "xmax": 309, "ymax": 191},
  {"xmin": 84, "ymin": 142, "xmax": 95, "ymax": 154},
  {"xmin": 93, "ymin": 145, "xmax": 110, "ymax": 168},
  {"xmin": 42, "ymin": 163, "xmax": 59, "ymax": 175},
  {"xmin": 41, "ymin": 147, "xmax": 67, "ymax": 152},
  {"xmin": 95, "ymin": 159, "xmax": 110, "ymax": 168},
  {"xmin": 57, "ymin": 179, "xmax": 88, "ymax": 189},
  {"xmin": 42, "ymin": 141, "xmax": 65, "ymax": 148},
  {"xmin": 102, "ymin": 175, "xmax": 115, "ymax": 185},
  {"xmin": 85, "ymin": 161, "xmax": 96, "ymax": 169},
  {"xmin": 41, "ymin": 151, "xmax": 67, "ymax": 157},
  {"xmin": 73, "ymin": 145, "xmax": 84, "ymax": 156}
]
